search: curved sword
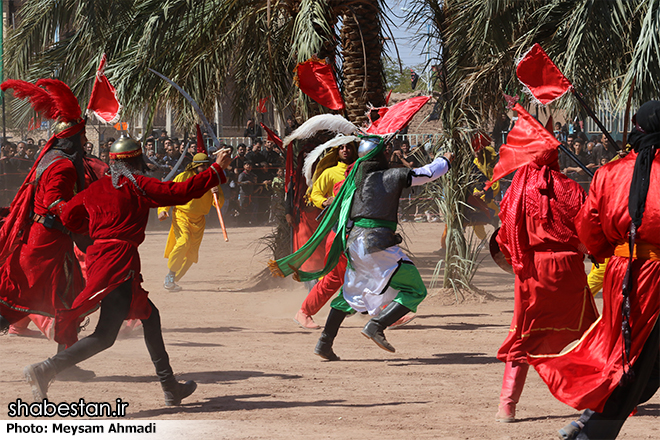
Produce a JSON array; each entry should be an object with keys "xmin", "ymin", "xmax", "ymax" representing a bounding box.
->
[{"xmin": 148, "ymin": 68, "xmax": 221, "ymax": 150}]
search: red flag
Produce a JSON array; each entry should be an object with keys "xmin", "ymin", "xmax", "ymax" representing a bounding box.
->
[
  {"xmin": 516, "ymin": 44, "xmax": 572, "ymax": 105},
  {"xmin": 285, "ymin": 144, "xmax": 294, "ymax": 189},
  {"xmin": 471, "ymin": 131, "xmax": 492, "ymax": 153},
  {"xmin": 488, "ymin": 103, "xmax": 560, "ymax": 187},
  {"xmin": 28, "ymin": 116, "xmax": 41, "ymax": 131},
  {"xmin": 366, "ymin": 96, "xmax": 431, "ymax": 135},
  {"xmin": 260, "ymin": 122, "xmax": 283, "ymax": 152},
  {"xmin": 196, "ymin": 124, "xmax": 206, "ymax": 154},
  {"xmin": 545, "ymin": 115, "xmax": 554, "ymax": 134},
  {"xmin": 385, "ymin": 89, "xmax": 392, "ymax": 106},
  {"xmin": 258, "ymin": 96, "xmax": 270, "ymax": 114},
  {"xmin": 294, "ymin": 57, "xmax": 345, "ymax": 111},
  {"xmin": 86, "ymin": 54, "xmax": 122, "ymax": 123}
]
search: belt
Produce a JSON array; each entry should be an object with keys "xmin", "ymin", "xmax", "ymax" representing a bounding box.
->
[
  {"xmin": 614, "ymin": 241, "xmax": 660, "ymax": 261},
  {"xmin": 353, "ymin": 217, "xmax": 397, "ymax": 231},
  {"xmin": 32, "ymin": 213, "xmax": 69, "ymax": 235}
]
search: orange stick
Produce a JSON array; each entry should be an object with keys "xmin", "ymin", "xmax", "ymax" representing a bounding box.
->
[{"xmin": 213, "ymin": 193, "xmax": 229, "ymax": 242}]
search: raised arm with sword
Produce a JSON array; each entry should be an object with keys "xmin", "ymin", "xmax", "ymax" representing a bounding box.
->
[{"xmin": 149, "ymin": 68, "xmax": 229, "ymax": 242}]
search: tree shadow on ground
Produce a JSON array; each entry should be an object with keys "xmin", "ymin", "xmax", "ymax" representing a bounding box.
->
[
  {"xmin": 90, "ymin": 370, "xmax": 302, "ymax": 385},
  {"xmin": 418, "ymin": 313, "xmax": 490, "ymax": 319},
  {"xmin": 162, "ymin": 326, "xmax": 244, "ymax": 334},
  {"xmin": 168, "ymin": 341, "xmax": 224, "ymax": 348},
  {"xmin": 401, "ymin": 321, "xmax": 507, "ymax": 331},
  {"xmin": 517, "ymin": 413, "xmax": 582, "ymax": 423},
  {"xmin": 125, "ymin": 393, "xmax": 431, "ymax": 418},
  {"xmin": 390, "ymin": 352, "xmax": 499, "ymax": 366}
]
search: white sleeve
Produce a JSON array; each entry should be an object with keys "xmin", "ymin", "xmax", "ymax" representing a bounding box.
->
[{"xmin": 410, "ymin": 156, "xmax": 451, "ymax": 187}]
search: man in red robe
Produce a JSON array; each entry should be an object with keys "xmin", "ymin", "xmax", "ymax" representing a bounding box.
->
[
  {"xmin": 492, "ymin": 104, "xmax": 599, "ymax": 423},
  {"xmin": 0, "ymin": 81, "xmax": 87, "ymax": 330},
  {"xmin": 23, "ymin": 136, "xmax": 231, "ymax": 406},
  {"xmin": 529, "ymin": 101, "xmax": 660, "ymax": 439}
]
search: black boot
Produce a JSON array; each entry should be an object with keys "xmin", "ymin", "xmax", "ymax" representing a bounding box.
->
[
  {"xmin": 55, "ymin": 344, "xmax": 96, "ymax": 381},
  {"xmin": 361, "ymin": 302, "xmax": 411, "ymax": 353},
  {"xmin": 24, "ymin": 359, "xmax": 58, "ymax": 400},
  {"xmin": 314, "ymin": 308, "xmax": 348, "ymax": 361},
  {"xmin": 162, "ymin": 378, "xmax": 197, "ymax": 406},
  {"xmin": 0, "ymin": 314, "xmax": 9, "ymax": 334}
]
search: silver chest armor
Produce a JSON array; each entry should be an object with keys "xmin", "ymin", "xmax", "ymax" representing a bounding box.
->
[{"xmin": 348, "ymin": 167, "xmax": 411, "ymax": 253}]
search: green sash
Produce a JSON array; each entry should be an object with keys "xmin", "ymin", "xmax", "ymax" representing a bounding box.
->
[{"xmin": 269, "ymin": 136, "xmax": 385, "ymax": 282}]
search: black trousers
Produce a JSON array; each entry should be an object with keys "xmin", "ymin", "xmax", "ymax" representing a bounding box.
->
[
  {"xmin": 577, "ymin": 319, "xmax": 659, "ymax": 439},
  {"xmin": 49, "ymin": 281, "xmax": 174, "ymax": 384}
]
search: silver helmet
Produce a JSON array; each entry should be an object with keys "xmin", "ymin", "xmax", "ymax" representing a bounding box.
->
[{"xmin": 357, "ymin": 136, "xmax": 384, "ymax": 158}]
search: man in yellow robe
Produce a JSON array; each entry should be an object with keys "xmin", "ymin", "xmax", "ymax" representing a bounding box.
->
[
  {"xmin": 472, "ymin": 145, "xmax": 500, "ymax": 240},
  {"xmin": 158, "ymin": 153, "xmax": 223, "ymax": 291}
]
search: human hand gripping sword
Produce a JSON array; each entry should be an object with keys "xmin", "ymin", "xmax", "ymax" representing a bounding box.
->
[{"xmin": 149, "ymin": 68, "xmax": 230, "ymax": 241}]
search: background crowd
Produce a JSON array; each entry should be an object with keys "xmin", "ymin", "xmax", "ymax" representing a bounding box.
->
[{"xmin": 0, "ymin": 115, "xmax": 626, "ymax": 227}]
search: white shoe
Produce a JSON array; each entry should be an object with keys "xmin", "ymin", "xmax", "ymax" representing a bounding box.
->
[{"xmin": 164, "ymin": 273, "xmax": 182, "ymax": 291}]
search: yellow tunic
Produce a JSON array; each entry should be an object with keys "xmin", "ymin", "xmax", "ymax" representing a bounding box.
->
[
  {"xmin": 308, "ymin": 162, "xmax": 348, "ymax": 209},
  {"xmin": 157, "ymin": 169, "xmax": 223, "ymax": 281},
  {"xmin": 587, "ymin": 257, "xmax": 609, "ymax": 296},
  {"xmin": 472, "ymin": 146, "xmax": 500, "ymax": 239}
]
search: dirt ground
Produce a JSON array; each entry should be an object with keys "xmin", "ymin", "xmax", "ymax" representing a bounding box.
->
[{"xmin": 1, "ymin": 223, "xmax": 658, "ymax": 439}]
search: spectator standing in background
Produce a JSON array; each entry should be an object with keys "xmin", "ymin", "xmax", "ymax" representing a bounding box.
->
[
  {"xmin": 230, "ymin": 144, "xmax": 247, "ymax": 177},
  {"xmin": 284, "ymin": 117, "xmax": 299, "ymax": 137},
  {"xmin": 244, "ymin": 118, "xmax": 262, "ymax": 143},
  {"xmin": 162, "ymin": 140, "xmax": 179, "ymax": 171},
  {"xmin": 0, "ymin": 143, "xmax": 17, "ymax": 206},
  {"xmin": 263, "ymin": 140, "xmax": 283, "ymax": 180},
  {"xmin": 238, "ymin": 161, "xmax": 258, "ymax": 225}
]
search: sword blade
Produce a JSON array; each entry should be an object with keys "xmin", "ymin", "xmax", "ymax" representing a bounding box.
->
[{"xmin": 148, "ymin": 68, "xmax": 222, "ymax": 150}]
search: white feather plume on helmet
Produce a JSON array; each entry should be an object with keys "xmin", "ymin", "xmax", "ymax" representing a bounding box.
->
[
  {"xmin": 282, "ymin": 114, "xmax": 358, "ymax": 148},
  {"xmin": 303, "ymin": 134, "xmax": 360, "ymax": 186}
]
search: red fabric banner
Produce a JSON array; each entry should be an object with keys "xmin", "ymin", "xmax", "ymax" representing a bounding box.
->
[
  {"xmin": 516, "ymin": 44, "xmax": 572, "ymax": 105},
  {"xmin": 366, "ymin": 96, "xmax": 430, "ymax": 135},
  {"xmin": 258, "ymin": 96, "xmax": 270, "ymax": 114},
  {"xmin": 86, "ymin": 54, "xmax": 122, "ymax": 123},
  {"xmin": 488, "ymin": 103, "xmax": 560, "ymax": 186},
  {"xmin": 471, "ymin": 131, "xmax": 492, "ymax": 153},
  {"xmin": 196, "ymin": 124, "xmax": 206, "ymax": 154},
  {"xmin": 260, "ymin": 122, "xmax": 284, "ymax": 152},
  {"xmin": 545, "ymin": 115, "xmax": 554, "ymax": 134},
  {"xmin": 294, "ymin": 58, "xmax": 345, "ymax": 111}
]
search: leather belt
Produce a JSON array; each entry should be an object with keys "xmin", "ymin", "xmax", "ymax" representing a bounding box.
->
[{"xmin": 32, "ymin": 213, "xmax": 70, "ymax": 235}]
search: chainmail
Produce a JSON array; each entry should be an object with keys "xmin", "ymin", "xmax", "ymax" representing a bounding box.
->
[{"xmin": 109, "ymin": 161, "xmax": 146, "ymax": 195}]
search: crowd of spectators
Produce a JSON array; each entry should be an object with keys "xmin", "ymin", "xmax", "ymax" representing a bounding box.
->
[
  {"xmin": 139, "ymin": 127, "xmax": 287, "ymax": 226},
  {"xmin": 554, "ymin": 122, "xmax": 621, "ymax": 191},
  {"xmin": 0, "ymin": 114, "xmax": 625, "ymax": 226}
]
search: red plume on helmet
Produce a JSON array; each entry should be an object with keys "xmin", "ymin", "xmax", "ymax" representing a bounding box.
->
[
  {"xmin": 0, "ymin": 80, "xmax": 60, "ymax": 120},
  {"xmin": 2, "ymin": 78, "xmax": 85, "ymax": 139},
  {"xmin": 35, "ymin": 79, "xmax": 83, "ymax": 123},
  {"xmin": 1, "ymin": 79, "xmax": 82, "ymax": 123}
]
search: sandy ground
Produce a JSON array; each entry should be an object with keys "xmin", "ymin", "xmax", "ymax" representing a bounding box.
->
[{"xmin": 1, "ymin": 222, "xmax": 658, "ymax": 439}]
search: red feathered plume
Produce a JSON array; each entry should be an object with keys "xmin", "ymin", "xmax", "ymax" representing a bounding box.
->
[
  {"xmin": 36, "ymin": 79, "xmax": 82, "ymax": 122},
  {"xmin": 1, "ymin": 80, "xmax": 59, "ymax": 120}
]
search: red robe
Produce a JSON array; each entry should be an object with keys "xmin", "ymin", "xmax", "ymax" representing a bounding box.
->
[
  {"xmin": 54, "ymin": 164, "xmax": 226, "ymax": 345},
  {"xmin": 529, "ymin": 152, "xmax": 660, "ymax": 412},
  {"xmin": 0, "ymin": 158, "xmax": 84, "ymax": 323},
  {"xmin": 496, "ymin": 162, "xmax": 598, "ymax": 363}
]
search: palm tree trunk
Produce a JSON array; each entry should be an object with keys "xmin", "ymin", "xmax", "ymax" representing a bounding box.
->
[{"xmin": 340, "ymin": 1, "xmax": 385, "ymax": 125}]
